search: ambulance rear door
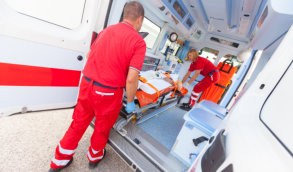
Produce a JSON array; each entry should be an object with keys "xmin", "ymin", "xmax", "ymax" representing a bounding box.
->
[{"xmin": 0, "ymin": 0, "xmax": 111, "ymax": 116}]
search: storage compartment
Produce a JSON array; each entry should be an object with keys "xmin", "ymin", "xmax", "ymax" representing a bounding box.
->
[
  {"xmin": 185, "ymin": 108, "xmax": 223, "ymax": 135},
  {"xmin": 171, "ymin": 107, "xmax": 224, "ymax": 166},
  {"xmin": 171, "ymin": 120, "xmax": 210, "ymax": 166}
]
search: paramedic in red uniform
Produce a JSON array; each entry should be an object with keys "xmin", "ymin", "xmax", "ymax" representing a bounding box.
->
[
  {"xmin": 49, "ymin": 2, "xmax": 146, "ymax": 171},
  {"xmin": 180, "ymin": 49, "xmax": 220, "ymax": 111}
]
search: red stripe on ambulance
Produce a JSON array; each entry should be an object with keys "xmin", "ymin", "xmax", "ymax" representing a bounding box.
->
[{"xmin": 0, "ymin": 62, "xmax": 81, "ymax": 87}]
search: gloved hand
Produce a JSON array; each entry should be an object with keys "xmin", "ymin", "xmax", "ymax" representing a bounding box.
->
[
  {"xmin": 183, "ymin": 82, "xmax": 190, "ymax": 89},
  {"xmin": 125, "ymin": 101, "xmax": 136, "ymax": 114}
]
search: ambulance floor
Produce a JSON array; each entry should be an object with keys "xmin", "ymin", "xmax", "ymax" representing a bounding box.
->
[
  {"xmin": 137, "ymin": 105, "xmax": 187, "ymax": 150},
  {"xmin": 0, "ymin": 109, "xmax": 131, "ymax": 172}
]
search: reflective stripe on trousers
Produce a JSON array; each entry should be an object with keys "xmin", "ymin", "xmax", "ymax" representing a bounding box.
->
[
  {"xmin": 189, "ymin": 91, "xmax": 200, "ymax": 107},
  {"xmin": 50, "ymin": 143, "xmax": 76, "ymax": 168},
  {"xmin": 87, "ymin": 147, "xmax": 104, "ymax": 162}
]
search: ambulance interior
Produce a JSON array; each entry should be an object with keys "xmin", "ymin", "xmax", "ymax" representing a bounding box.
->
[
  {"xmin": 106, "ymin": 0, "xmax": 293, "ymax": 171},
  {"xmin": 1, "ymin": 0, "xmax": 293, "ymax": 171}
]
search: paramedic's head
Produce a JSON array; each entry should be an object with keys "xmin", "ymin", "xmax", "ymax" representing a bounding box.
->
[
  {"xmin": 123, "ymin": 1, "xmax": 144, "ymax": 32},
  {"xmin": 186, "ymin": 49, "xmax": 199, "ymax": 62}
]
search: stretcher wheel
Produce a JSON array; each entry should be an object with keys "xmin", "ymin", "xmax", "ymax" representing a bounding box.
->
[{"xmin": 113, "ymin": 118, "xmax": 128, "ymax": 131}]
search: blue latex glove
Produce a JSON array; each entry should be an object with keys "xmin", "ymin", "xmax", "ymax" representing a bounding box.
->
[{"xmin": 125, "ymin": 101, "xmax": 136, "ymax": 114}]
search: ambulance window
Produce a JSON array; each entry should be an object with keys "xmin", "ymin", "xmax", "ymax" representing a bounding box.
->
[
  {"xmin": 220, "ymin": 54, "xmax": 242, "ymax": 67},
  {"xmin": 210, "ymin": 37, "xmax": 239, "ymax": 48},
  {"xmin": 260, "ymin": 62, "xmax": 293, "ymax": 156},
  {"xmin": 199, "ymin": 47, "xmax": 219, "ymax": 64},
  {"xmin": 140, "ymin": 17, "xmax": 161, "ymax": 49},
  {"xmin": 4, "ymin": 0, "xmax": 85, "ymax": 29}
]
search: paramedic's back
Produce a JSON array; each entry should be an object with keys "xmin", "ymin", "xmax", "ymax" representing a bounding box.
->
[{"xmin": 83, "ymin": 19, "xmax": 146, "ymax": 88}]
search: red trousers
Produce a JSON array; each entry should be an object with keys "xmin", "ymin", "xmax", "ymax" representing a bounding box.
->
[
  {"xmin": 51, "ymin": 77, "xmax": 123, "ymax": 169},
  {"xmin": 189, "ymin": 72, "xmax": 220, "ymax": 106}
]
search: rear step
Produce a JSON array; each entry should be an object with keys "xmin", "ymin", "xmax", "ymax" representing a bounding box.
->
[{"xmin": 108, "ymin": 128, "xmax": 165, "ymax": 172}]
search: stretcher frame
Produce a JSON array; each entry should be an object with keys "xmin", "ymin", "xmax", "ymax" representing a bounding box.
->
[{"xmin": 113, "ymin": 90, "xmax": 184, "ymax": 131}]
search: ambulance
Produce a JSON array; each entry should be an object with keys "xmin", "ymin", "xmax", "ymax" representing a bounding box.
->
[{"xmin": 0, "ymin": 0, "xmax": 292, "ymax": 171}]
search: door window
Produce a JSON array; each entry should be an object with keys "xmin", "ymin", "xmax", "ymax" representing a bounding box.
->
[
  {"xmin": 5, "ymin": 0, "xmax": 86, "ymax": 29},
  {"xmin": 140, "ymin": 17, "xmax": 161, "ymax": 49}
]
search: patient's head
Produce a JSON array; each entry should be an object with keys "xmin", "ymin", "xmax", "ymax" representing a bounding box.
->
[{"xmin": 186, "ymin": 49, "xmax": 198, "ymax": 62}]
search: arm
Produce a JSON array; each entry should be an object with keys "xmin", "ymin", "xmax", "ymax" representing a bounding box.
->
[
  {"xmin": 125, "ymin": 37, "xmax": 146, "ymax": 113},
  {"xmin": 182, "ymin": 71, "xmax": 192, "ymax": 83},
  {"xmin": 188, "ymin": 70, "xmax": 201, "ymax": 84},
  {"xmin": 126, "ymin": 68, "xmax": 140, "ymax": 103},
  {"xmin": 126, "ymin": 38, "xmax": 146, "ymax": 102}
]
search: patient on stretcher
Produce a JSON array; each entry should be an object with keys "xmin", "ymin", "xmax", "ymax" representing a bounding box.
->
[{"xmin": 134, "ymin": 70, "xmax": 187, "ymax": 108}]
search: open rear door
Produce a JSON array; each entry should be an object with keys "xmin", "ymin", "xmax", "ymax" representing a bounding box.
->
[{"xmin": 0, "ymin": 0, "xmax": 110, "ymax": 116}]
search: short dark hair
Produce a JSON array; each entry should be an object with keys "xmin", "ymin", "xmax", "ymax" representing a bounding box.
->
[{"xmin": 123, "ymin": 1, "xmax": 144, "ymax": 21}]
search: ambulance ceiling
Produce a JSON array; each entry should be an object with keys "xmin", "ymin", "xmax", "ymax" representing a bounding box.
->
[
  {"xmin": 187, "ymin": 0, "xmax": 264, "ymax": 41},
  {"xmin": 150, "ymin": 0, "xmax": 267, "ymax": 42}
]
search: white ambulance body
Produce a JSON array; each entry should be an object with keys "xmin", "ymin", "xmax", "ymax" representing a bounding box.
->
[{"xmin": 0, "ymin": 0, "xmax": 292, "ymax": 171}]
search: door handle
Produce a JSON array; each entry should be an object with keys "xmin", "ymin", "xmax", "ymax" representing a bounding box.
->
[{"xmin": 77, "ymin": 55, "xmax": 83, "ymax": 61}]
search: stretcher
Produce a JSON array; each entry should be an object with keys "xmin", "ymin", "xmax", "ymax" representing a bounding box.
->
[{"xmin": 114, "ymin": 70, "xmax": 188, "ymax": 131}]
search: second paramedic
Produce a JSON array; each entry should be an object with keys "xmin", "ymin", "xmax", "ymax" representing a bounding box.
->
[
  {"xmin": 180, "ymin": 49, "xmax": 220, "ymax": 111},
  {"xmin": 49, "ymin": 1, "xmax": 146, "ymax": 171}
]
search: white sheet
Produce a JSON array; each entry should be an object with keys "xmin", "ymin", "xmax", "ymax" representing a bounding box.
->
[
  {"xmin": 139, "ymin": 79, "xmax": 172, "ymax": 94},
  {"xmin": 138, "ymin": 70, "xmax": 179, "ymax": 95}
]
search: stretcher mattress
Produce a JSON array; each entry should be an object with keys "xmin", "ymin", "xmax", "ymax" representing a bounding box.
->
[{"xmin": 135, "ymin": 70, "xmax": 180, "ymax": 107}]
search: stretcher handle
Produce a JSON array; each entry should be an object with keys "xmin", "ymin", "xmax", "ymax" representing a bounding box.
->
[{"xmin": 219, "ymin": 59, "xmax": 234, "ymax": 74}]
